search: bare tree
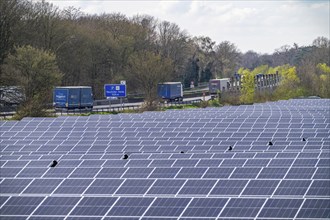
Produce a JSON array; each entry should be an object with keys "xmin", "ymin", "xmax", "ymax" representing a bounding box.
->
[
  {"xmin": 126, "ymin": 50, "xmax": 173, "ymax": 109},
  {"xmin": 214, "ymin": 41, "xmax": 240, "ymax": 78}
]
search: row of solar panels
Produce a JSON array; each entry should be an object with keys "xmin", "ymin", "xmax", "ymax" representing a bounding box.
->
[
  {"xmin": 1, "ymin": 166, "xmax": 329, "ymax": 179},
  {"xmin": 1, "ymin": 145, "xmax": 328, "ymax": 154},
  {"xmin": 1, "ymin": 99, "xmax": 329, "ymax": 219},
  {"xmin": 1, "ymin": 196, "xmax": 329, "ymax": 219},
  {"xmin": 1, "ymin": 150, "xmax": 329, "ymax": 159},
  {"xmin": 1, "ymin": 177, "xmax": 329, "ymax": 197},
  {"xmin": 2, "ymin": 115, "xmax": 329, "ymax": 126},
  {"xmin": 1, "ymin": 155, "xmax": 329, "ymax": 167},
  {"xmin": 2, "ymin": 127, "xmax": 329, "ymax": 135}
]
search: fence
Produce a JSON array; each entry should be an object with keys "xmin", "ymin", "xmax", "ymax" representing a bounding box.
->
[{"xmin": 1, "ymin": 99, "xmax": 203, "ymax": 119}]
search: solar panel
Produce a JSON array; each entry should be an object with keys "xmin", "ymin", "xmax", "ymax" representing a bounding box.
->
[
  {"xmin": 258, "ymin": 199, "xmax": 303, "ymax": 218},
  {"xmin": 115, "ymin": 179, "xmax": 154, "ymax": 195},
  {"xmin": 242, "ymin": 180, "xmax": 280, "ymax": 196},
  {"xmin": 70, "ymin": 197, "xmax": 117, "ymax": 216},
  {"xmin": 220, "ymin": 198, "xmax": 265, "ymax": 218},
  {"xmin": 1, "ymin": 98, "xmax": 329, "ymax": 219},
  {"xmin": 33, "ymin": 197, "xmax": 81, "ymax": 216},
  {"xmin": 296, "ymin": 199, "xmax": 330, "ymax": 218},
  {"xmin": 54, "ymin": 178, "xmax": 92, "ymax": 194},
  {"xmin": 84, "ymin": 179, "xmax": 123, "ymax": 195},
  {"xmin": 181, "ymin": 198, "xmax": 227, "ymax": 217},
  {"xmin": 210, "ymin": 179, "xmax": 248, "ymax": 196},
  {"xmin": 144, "ymin": 198, "xmax": 190, "ymax": 217},
  {"xmin": 107, "ymin": 197, "xmax": 153, "ymax": 217},
  {"xmin": 1, "ymin": 179, "xmax": 32, "ymax": 193},
  {"xmin": 0, "ymin": 197, "xmax": 44, "ymax": 215},
  {"xmin": 274, "ymin": 180, "xmax": 311, "ymax": 196},
  {"xmin": 306, "ymin": 180, "xmax": 330, "ymax": 197},
  {"xmin": 23, "ymin": 178, "xmax": 63, "ymax": 194}
]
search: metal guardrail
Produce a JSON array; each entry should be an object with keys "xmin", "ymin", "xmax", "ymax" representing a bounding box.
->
[
  {"xmin": 1, "ymin": 99, "xmax": 202, "ymax": 119},
  {"xmin": 0, "ymin": 111, "xmax": 16, "ymax": 119},
  {"xmin": 56, "ymin": 99, "xmax": 202, "ymax": 116}
]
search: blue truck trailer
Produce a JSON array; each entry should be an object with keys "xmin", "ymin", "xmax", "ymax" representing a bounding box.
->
[
  {"xmin": 157, "ymin": 82, "xmax": 183, "ymax": 102},
  {"xmin": 53, "ymin": 86, "xmax": 93, "ymax": 109}
]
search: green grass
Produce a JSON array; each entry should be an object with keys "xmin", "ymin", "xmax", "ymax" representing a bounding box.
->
[{"xmin": 161, "ymin": 104, "xmax": 199, "ymax": 111}]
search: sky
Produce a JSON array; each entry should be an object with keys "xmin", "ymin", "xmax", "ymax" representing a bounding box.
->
[{"xmin": 45, "ymin": 0, "xmax": 329, "ymax": 54}]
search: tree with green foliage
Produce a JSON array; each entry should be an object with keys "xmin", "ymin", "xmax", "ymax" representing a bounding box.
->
[
  {"xmin": 317, "ymin": 63, "xmax": 330, "ymax": 98},
  {"xmin": 273, "ymin": 65, "xmax": 303, "ymax": 100},
  {"xmin": 239, "ymin": 68, "xmax": 255, "ymax": 104},
  {"xmin": 2, "ymin": 45, "xmax": 62, "ymax": 118}
]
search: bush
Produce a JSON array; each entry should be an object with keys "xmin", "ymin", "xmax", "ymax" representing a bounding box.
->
[
  {"xmin": 198, "ymin": 100, "xmax": 209, "ymax": 108},
  {"xmin": 209, "ymin": 99, "xmax": 222, "ymax": 107}
]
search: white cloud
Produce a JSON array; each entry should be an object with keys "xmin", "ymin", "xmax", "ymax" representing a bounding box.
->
[{"xmin": 45, "ymin": 0, "xmax": 329, "ymax": 54}]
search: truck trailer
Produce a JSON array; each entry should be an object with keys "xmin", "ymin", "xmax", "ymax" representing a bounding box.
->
[
  {"xmin": 53, "ymin": 86, "xmax": 93, "ymax": 109},
  {"xmin": 209, "ymin": 78, "xmax": 231, "ymax": 94},
  {"xmin": 157, "ymin": 82, "xmax": 183, "ymax": 102}
]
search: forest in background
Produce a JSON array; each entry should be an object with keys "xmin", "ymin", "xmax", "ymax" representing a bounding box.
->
[{"xmin": 0, "ymin": 0, "xmax": 329, "ymax": 117}]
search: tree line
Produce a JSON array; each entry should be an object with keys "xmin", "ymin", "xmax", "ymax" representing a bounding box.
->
[{"xmin": 0, "ymin": 0, "xmax": 329, "ymax": 117}]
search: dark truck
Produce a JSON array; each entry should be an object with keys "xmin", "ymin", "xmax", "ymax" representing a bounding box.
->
[
  {"xmin": 53, "ymin": 86, "xmax": 93, "ymax": 109},
  {"xmin": 0, "ymin": 86, "xmax": 25, "ymax": 111},
  {"xmin": 157, "ymin": 82, "xmax": 183, "ymax": 102},
  {"xmin": 209, "ymin": 78, "xmax": 231, "ymax": 94}
]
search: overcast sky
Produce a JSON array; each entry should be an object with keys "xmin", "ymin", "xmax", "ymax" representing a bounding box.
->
[{"xmin": 46, "ymin": 0, "xmax": 329, "ymax": 54}]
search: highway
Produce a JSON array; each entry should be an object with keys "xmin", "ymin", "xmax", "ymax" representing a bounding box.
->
[{"xmin": 93, "ymin": 95, "xmax": 212, "ymax": 110}]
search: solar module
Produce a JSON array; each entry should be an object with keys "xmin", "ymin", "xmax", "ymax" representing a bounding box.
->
[{"xmin": 0, "ymin": 98, "xmax": 329, "ymax": 219}]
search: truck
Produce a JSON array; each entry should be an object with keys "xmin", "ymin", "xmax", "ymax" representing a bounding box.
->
[
  {"xmin": 0, "ymin": 86, "xmax": 25, "ymax": 106},
  {"xmin": 157, "ymin": 82, "xmax": 183, "ymax": 102},
  {"xmin": 53, "ymin": 86, "xmax": 93, "ymax": 109},
  {"xmin": 209, "ymin": 78, "xmax": 231, "ymax": 94}
]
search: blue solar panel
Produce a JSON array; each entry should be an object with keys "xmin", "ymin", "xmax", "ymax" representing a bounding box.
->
[
  {"xmin": 306, "ymin": 180, "xmax": 330, "ymax": 197},
  {"xmin": 0, "ymin": 197, "xmax": 44, "ymax": 215},
  {"xmin": 258, "ymin": 167, "xmax": 288, "ymax": 179},
  {"xmin": 70, "ymin": 197, "xmax": 117, "ymax": 216},
  {"xmin": 54, "ymin": 178, "xmax": 92, "ymax": 194},
  {"xmin": 274, "ymin": 180, "xmax": 311, "ymax": 196},
  {"xmin": 210, "ymin": 180, "xmax": 248, "ymax": 196},
  {"xmin": 147, "ymin": 179, "xmax": 185, "ymax": 195},
  {"xmin": 69, "ymin": 168, "xmax": 100, "ymax": 178},
  {"xmin": 285, "ymin": 167, "xmax": 316, "ymax": 179},
  {"xmin": 242, "ymin": 180, "xmax": 280, "ymax": 196},
  {"xmin": 33, "ymin": 197, "xmax": 80, "ymax": 216},
  {"xmin": 178, "ymin": 180, "xmax": 216, "ymax": 195},
  {"xmin": 44, "ymin": 167, "xmax": 75, "ymax": 178},
  {"xmin": 0, "ymin": 98, "xmax": 329, "ymax": 219},
  {"xmin": 144, "ymin": 198, "xmax": 190, "ymax": 217},
  {"xmin": 107, "ymin": 197, "xmax": 153, "ymax": 217},
  {"xmin": 123, "ymin": 167, "xmax": 153, "ymax": 178},
  {"xmin": 23, "ymin": 178, "xmax": 63, "ymax": 194},
  {"xmin": 181, "ymin": 198, "xmax": 228, "ymax": 217},
  {"xmin": 220, "ymin": 198, "xmax": 265, "ymax": 218},
  {"xmin": 96, "ymin": 168, "xmax": 127, "ymax": 178},
  {"xmin": 296, "ymin": 199, "xmax": 330, "ymax": 218},
  {"xmin": 231, "ymin": 167, "xmax": 262, "ymax": 178},
  {"xmin": 116, "ymin": 179, "xmax": 154, "ymax": 195},
  {"xmin": 258, "ymin": 199, "xmax": 303, "ymax": 218},
  {"xmin": 84, "ymin": 179, "xmax": 123, "ymax": 195},
  {"xmin": 1, "ymin": 179, "xmax": 32, "ymax": 194},
  {"xmin": 176, "ymin": 167, "xmax": 207, "ymax": 178}
]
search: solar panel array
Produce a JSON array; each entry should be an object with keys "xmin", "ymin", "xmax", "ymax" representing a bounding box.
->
[{"xmin": 0, "ymin": 98, "xmax": 329, "ymax": 219}]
